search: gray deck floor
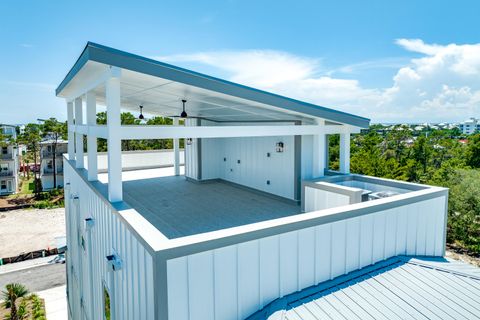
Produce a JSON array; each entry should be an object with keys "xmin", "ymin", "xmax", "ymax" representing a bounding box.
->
[{"xmin": 122, "ymin": 175, "xmax": 301, "ymax": 239}]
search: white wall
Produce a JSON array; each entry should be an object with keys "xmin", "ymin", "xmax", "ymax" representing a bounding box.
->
[
  {"xmin": 185, "ymin": 119, "xmax": 200, "ymax": 180},
  {"xmin": 304, "ymin": 186, "xmax": 351, "ymax": 211},
  {"xmin": 64, "ymin": 162, "xmax": 155, "ymax": 320},
  {"xmin": 166, "ymin": 194, "xmax": 447, "ymax": 320},
  {"xmin": 198, "ymin": 135, "xmax": 296, "ymax": 199},
  {"xmin": 84, "ymin": 150, "xmax": 185, "ymax": 172},
  {"xmin": 41, "ymin": 174, "xmax": 64, "ymax": 190}
]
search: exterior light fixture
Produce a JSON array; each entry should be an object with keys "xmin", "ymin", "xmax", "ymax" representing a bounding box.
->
[
  {"xmin": 84, "ymin": 217, "xmax": 95, "ymax": 231},
  {"xmin": 186, "ymin": 138, "xmax": 193, "ymax": 145},
  {"xmin": 139, "ymin": 105, "xmax": 145, "ymax": 120},
  {"xmin": 276, "ymin": 142, "xmax": 284, "ymax": 152},
  {"xmin": 106, "ymin": 254, "xmax": 123, "ymax": 271},
  {"xmin": 180, "ymin": 99, "xmax": 188, "ymax": 118}
]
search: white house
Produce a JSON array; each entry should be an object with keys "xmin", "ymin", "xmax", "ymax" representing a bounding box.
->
[
  {"xmin": 459, "ymin": 117, "xmax": 480, "ymax": 135},
  {"xmin": 40, "ymin": 139, "xmax": 68, "ymax": 190},
  {"xmin": 0, "ymin": 124, "xmax": 19, "ymax": 195},
  {"xmin": 56, "ymin": 43, "xmax": 451, "ymax": 320}
]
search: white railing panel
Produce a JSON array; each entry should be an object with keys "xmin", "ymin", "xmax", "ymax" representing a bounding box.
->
[{"xmin": 165, "ymin": 184, "xmax": 447, "ymax": 320}]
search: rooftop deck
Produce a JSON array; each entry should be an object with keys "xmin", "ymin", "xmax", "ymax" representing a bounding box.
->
[{"xmin": 99, "ymin": 167, "xmax": 302, "ymax": 239}]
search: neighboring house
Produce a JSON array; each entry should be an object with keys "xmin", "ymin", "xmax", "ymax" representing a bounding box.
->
[
  {"xmin": 40, "ymin": 139, "xmax": 67, "ymax": 190},
  {"xmin": 57, "ymin": 43, "xmax": 456, "ymax": 320},
  {"xmin": 0, "ymin": 124, "xmax": 19, "ymax": 195},
  {"xmin": 459, "ymin": 117, "xmax": 480, "ymax": 135}
]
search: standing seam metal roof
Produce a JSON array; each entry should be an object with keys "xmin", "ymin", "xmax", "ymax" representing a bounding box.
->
[{"xmin": 247, "ymin": 256, "xmax": 480, "ymax": 320}]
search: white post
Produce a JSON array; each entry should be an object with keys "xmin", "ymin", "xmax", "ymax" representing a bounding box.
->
[
  {"xmin": 74, "ymin": 97, "xmax": 84, "ymax": 168},
  {"xmin": 67, "ymin": 101, "xmax": 75, "ymax": 160},
  {"xmin": 339, "ymin": 131, "xmax": 351, "ymax": 173},
  {"xmin": 173, "ymin": 117, "xmax": 180, "ymax": 176},
  {"xmin": 106, "ymin": 70, "xmax": 122, "ymax": 202},
  {"xmin": 86, "ymin": 91, "xmax": 98, "ymax": 181},
  {"xmin": 312, "ymin": 120, "xmax": 325, "ymax": 177}
]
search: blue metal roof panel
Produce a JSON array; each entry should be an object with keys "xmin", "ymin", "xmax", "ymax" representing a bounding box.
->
[
  {"xmin": 248, "ymin": 256, "xmax": 480, "ymax": 320},
  {"xmin": 56, "ymin": 42, "xmax": 370, "ymax": 128}
]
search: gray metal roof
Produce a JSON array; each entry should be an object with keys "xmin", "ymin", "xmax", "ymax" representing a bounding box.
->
[
  {"xmin": 248, "ymin": 256, "xmax": 480, "ymax": 320},
  {"xmin": 55, "ymin": 42, "xmax": 370, "ymax": 128}
]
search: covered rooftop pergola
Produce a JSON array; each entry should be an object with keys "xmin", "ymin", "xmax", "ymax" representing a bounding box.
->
[{"xmin": 56, "ymin": 42, "xmax": 369, "ymax": 203}]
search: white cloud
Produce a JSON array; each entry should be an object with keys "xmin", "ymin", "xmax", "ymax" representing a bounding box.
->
[{"xmin": 159, "ymin": 40, "xmax": 480, "ymax": 123}]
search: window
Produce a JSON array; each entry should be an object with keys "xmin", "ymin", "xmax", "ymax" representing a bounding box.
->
[
  {"xmin": 1, "ymin": 181, "xmax": 6, "ymax": 190},
  {"xmin": 103, "ymin": 285, "xmax": 111, "ymax": 320},
  {"xmin": 2, "ymin": 147, "xmax": 7, "ymax": 155},
  {"xmin": 47, "ymin": 160, "xmax": 53, "ymax": 169}
]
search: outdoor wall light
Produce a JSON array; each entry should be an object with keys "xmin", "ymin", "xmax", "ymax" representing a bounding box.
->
[
  {"xmin": 84, "ymin": 217, "xmax": 95, "ymax": 231},
  {"xmin": 138, "ymin": 105, "xmax": 145, "ymax": 120},
  {"xmin": 106, "ymin": 254, "xmax": 123, "ymax": 271},
  {"xmin": 186, "ymin": 138, "xmax": 193, "ymax": 145},
  {"xmin": 276, "ymin": 142, "xmax": 284, "ymax": 153}
]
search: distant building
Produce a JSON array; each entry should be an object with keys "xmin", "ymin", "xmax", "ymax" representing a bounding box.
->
[
  {"xmin": 40, "ymin": 139, "xmax": 67, "ymax": 190},
  {"xmin": 0, "ymin": 125, "xmax": 19, "ymax": 195},
  {"xmin": 459, "ymin": 117, "xmax": 480, "ymax": 135}
]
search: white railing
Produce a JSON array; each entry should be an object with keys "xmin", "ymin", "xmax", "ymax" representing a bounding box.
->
[{"xmin": 164, "ymin": 176, "xmax": 448, "ymax": 320}]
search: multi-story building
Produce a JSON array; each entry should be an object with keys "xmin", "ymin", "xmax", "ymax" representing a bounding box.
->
[
  {"xmin": 0, "ymin": 125, "xmax": 19, "ymax": 195},
  {"xmin": 459, "ymin": 117, "xmax": 480, "ymax": 135},
  {"xmin": 40, "ymin": 139, "xmax": 68, "ymax": 190},
  {"xmin": 56, "ymin": 43, "xmax": 473, "ymax": 320}
]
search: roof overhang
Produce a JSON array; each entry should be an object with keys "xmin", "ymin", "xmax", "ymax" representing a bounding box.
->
[{"xmin": 56, "ymin": 42, "xmax": 370, "ymax": 128}]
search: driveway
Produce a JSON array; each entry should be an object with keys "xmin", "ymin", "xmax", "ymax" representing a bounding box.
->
[{"xmin": 0, "ymin": 262, "xmax": 66, "ymax": 292}]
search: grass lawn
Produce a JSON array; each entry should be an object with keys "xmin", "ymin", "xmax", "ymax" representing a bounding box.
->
[{"xmin": 19, "ymin": 177, "xmax": 35, "ymax": 194}]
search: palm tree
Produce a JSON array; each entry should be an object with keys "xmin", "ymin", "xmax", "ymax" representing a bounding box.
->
[{"xmin": 1, "ymin": 283, "xmax": 29, "ymax": 320}]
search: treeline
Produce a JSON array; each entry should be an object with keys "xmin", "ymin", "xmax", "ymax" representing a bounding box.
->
[
  {"xmin": 95, "ymin": 111, "xmax": 181, "ymax": 151},
  {"xmin": 330, "ymin": 126, "xmax": 480, "ymax": 254}
]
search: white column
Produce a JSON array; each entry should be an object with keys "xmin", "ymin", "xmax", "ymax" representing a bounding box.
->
[
  {"xmin": 86, "ymin": 91, "xmax": 98, "ymax": 181},
  {"xmin": 74, "ymin": 97, "xmax": 84, "ymax": 168},
  {"xmin": 106, "ymin": 73, "xmax": 122, "ymax": 202},
  {"xmin": 312, "ymin": 120, "xmax": 325, "ymax": 177},
  {"xmin": 67, "ymin": 101, "xmax": 75, "ymax": 160},
  {"xmin": 339, "ymin": 131, "xmax": 351, "ymax": 173},
  {"xmin": 173, "ymin": 117, "xmax": 180, "ymax": 176}
]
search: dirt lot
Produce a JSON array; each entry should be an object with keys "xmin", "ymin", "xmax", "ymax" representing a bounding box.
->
[{"xmin": 0, "ymin": 208, "xmax": 65, "ymax": 258}]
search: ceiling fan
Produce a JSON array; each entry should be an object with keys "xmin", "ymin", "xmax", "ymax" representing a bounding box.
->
[{"xmin": 180, "ymin": 99, "xmax": 188, "ymax": 118}]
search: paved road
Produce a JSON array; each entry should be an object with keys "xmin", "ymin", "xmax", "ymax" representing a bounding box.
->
[{"xmin": 0, "ymin": 263, "xmax": 66, "ymax": 292}]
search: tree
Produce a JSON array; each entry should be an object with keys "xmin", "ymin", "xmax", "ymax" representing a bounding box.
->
[
  {"xmin": 1, "ymin": 283, "xmax": 29, "ymax": 320},
  {"xmin": 19, "ymin": 124, "xmax": 42, "ymax": 196},
  {"xmin": 466, "ymin": 134, "xmax": 480, "ymax": 168},
  {"xmin": 41, "ymin": 118, "xmax": 67, "ymax": 189}
]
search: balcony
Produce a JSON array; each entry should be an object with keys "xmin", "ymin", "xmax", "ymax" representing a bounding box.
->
[
  {"xmin": 42, "ymin": 167, "xmax": 63, "ymax": 175},
  {"xmin": 0, "ymin": 153, "xmax": 14, "ymax": 160},
  {"xmin": 65, "ymin": 155, "xmax": 448, "ymax": 320},
  {"xmin": 42, "ymin": 150, "xmax": 65, "ymax": 158},
  {"xmin": 0, "ymin": 170, "xmax": 14, "ymax": 177}
]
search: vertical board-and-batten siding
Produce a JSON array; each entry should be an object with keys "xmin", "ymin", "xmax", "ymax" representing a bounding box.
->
[
  {"xmin": 304, "ymin": 187, "xmax": 351, "ymax": 212},
  {"xmin": 185, "ymin": 118, "xmax": 200, "ymax": 180},
  {"xmin": 192, "ymin": 121, "xmax": 296, "ymax": 200},
  {"xmin": 166, "ymin": 195, "xmax": 446, "ymax": 320},
  {"xmin": 64, "ymin": 162, "xmax": 155, "ymax": 320}
]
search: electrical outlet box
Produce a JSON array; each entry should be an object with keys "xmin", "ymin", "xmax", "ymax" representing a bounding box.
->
[{"xmin": 106, "ymin": 254, "xmax": 123, "ymax": 271}]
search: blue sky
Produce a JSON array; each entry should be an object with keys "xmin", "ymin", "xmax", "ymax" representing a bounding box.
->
[{"xmin": 1, "ymin": 0, "xmax": 479, "ymax": 123}]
